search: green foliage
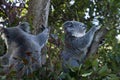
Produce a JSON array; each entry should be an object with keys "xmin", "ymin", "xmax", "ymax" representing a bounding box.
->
[{"xmin": 0, "ymin": 0, "xmax": 120, "ymax": 80}]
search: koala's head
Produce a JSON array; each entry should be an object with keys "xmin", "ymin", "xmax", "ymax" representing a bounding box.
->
[{"xmin": 63, "ymin": 21, "xmax": 87, "ymax": 37}]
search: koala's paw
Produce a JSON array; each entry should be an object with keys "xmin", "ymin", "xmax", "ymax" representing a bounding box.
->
[
  {"xmin": 41, "ymin": 25, "xmax": 46, "ymax": 31},
  {"xmin": 41, "ymin": 25, "xmax": 50, "ymax": 32}
]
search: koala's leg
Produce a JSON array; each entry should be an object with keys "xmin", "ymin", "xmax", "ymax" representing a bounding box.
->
[
  {"xmin": 69, "ymin": 59, "xmax": 79, "ymax": 67},
  {"xmin": 0, "ymin": 52, "xmax": 11, "ymax": 65}
]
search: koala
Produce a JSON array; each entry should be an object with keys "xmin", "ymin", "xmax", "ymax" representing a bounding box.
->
[
  {"xmin": 61, "ymin": 21, "xmax": 100, "ymax": 72},
  {"xmin": 18, "ymin": 22, "xmax": 31, "ymax": 33},
  {"xmin": 0, "ymin": 22, "xmax": 49, "ymax": 76}
]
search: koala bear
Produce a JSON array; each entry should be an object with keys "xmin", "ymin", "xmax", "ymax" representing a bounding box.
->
[
  {"xmin": 0, "ymin": 22, "xmax": 49, "ymax": 76},
  {"xmin": 61, "ymin": 21, "xmax": 100, "ymax": 72}
]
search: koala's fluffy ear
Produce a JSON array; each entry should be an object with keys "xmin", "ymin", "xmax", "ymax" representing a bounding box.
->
[{"xmin": 18, "ymin": 22, "xmax": 30, "ymax": 33}]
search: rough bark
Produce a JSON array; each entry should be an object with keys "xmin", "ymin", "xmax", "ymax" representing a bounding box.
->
[{"xmin": 27, "ymin": 0, "xmax": 50, "ymax": 34}]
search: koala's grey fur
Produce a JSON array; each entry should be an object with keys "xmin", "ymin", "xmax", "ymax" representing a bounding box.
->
[
  {"xmin": 61, "ymin": 21, "xmax": 100, "ymax": 72},
  {"xmin": 0, "ymin": 22, "xmax": 49, "ymax": 76},
  {"xmin": 18, "ymin": 22, "xmax": 30, "ymax": 33}
]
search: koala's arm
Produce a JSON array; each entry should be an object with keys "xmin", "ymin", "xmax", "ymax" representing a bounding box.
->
[
  {"xmin": 36, "ymin": 27, "xmax": 49, "ymax": 47},
  {"xmin": 74, "ymin": 25, "xmax": 100, "ymax": 49}
]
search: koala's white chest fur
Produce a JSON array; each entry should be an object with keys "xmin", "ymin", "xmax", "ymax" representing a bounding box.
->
[{"xmin": 72, "ymin": 32, "xmax": 85, "ymax": 37}]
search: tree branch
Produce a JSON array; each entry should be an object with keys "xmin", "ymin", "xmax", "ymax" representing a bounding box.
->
[{"xmin": 27, "ymin": 0, "xmax": 51, "ymax": 34}]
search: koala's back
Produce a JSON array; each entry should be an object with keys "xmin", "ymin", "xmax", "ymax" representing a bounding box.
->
[
  {"xmin": 11, "ymin": 29, "xmax": 41, "ymax": 57},
  {"xmin": 0, "ymin": 22, "xmax": 49, "ymax": 76},
  {"xmin": 5, "ymin": 28, "xmax": 42, "ymax": 75}
]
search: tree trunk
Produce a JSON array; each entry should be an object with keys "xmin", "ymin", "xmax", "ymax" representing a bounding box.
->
[
  {"xmin": 27, "ymin": 0, "xmax": 50, "ymax": 65},
  {"xmin": 27, "ymin": 0, "xmax": 50, "ymax": 34}
]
